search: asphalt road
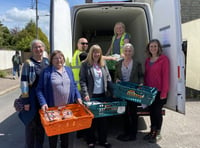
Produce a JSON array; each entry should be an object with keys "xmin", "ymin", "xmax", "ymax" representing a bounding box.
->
[{"xmin": 0, "ymin": 88, "xmax": 200, "ymax": 148}]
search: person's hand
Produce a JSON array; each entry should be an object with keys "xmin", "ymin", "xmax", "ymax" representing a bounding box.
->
[
  {"xmin": 120, "ymin": 53, "xmax": 125, "ymax": 58},
  {"xmin": 24, "ymin": 104, "xmax": 30, "ymax": 111},
  {"xmin": 111, "ymin": 56, "xmax": 117, "ymax": 61},
  {"xmin": 77, "ymin": 98, "xmax": 83, "ymax": 104},
  {"xmin": 139, "ymin": 83, "xmax": 143, "ymax": 86},
  {"xmin": 84, "ymin": 96, "xmax": 90, "ymax": 101},
  {"xmin": 42, "ymin": 104, "xmax": 48, "ymax": 111},
  {"xmin": 116, "ymin": 79, "xmax": 121, "ymax": 83}
]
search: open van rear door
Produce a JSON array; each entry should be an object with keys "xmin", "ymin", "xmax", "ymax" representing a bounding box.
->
[
  {"xmin": 152, "ymin": 0, "xmax": 185, "ymax": 114},
  {"xmin": 50, "ymin": 0, "xmax": 72, "ymax": 63}
]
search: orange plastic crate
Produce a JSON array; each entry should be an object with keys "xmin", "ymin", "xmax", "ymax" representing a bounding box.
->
[{"xmin": 39, "ymin": 104, "xmax": 94, "ymax": 136}]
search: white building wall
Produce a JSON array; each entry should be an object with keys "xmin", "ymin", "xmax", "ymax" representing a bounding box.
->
[
  {"xmin": 182, "ymin": 19, "xmax": 200, "ymax": 90},
  {"xmin": 0, "ymin": 50, "xmax": 17, "ymax": 70}
]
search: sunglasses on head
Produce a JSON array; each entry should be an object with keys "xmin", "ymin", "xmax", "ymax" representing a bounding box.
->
[{"xmin": 81, "ymin": 42, "xmax": 88, "ymax": 45}]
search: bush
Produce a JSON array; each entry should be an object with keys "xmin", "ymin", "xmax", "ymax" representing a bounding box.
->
[{"xmin": 0, "ymin": 70, "xmax": 7, "ymax": 78}]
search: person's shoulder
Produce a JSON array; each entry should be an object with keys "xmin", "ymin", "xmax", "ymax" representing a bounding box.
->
[
  {"xmin": 24, "ymin": 58, "xmax": 32, "ymax": 65},
  {"xmin": 124, "ymin": 32, "xmax": 131, "ymax": 38},
  {"xmin": 160, "ymin": 54, "xmax": 169, "ymax": 60},
  {"xmin": 42, "ymin": 57, "xmax": 49, "ymax": 65}
]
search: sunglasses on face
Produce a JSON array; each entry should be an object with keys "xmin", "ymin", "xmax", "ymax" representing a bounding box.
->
[{"xmin": 81, "ymin": 42, "xmax": 88, "ymax": 45}]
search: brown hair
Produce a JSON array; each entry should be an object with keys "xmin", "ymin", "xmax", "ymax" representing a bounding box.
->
[
  {"xmin": 146, "ymin": 39, "xmax": 163, "ymax": 57},
  {"xmin": 50, "ymin": 50, "xmax": 65, "ymax": 65},
  {"xmin": 85, "ymin": 44, "xmax": 105, "ymax": 67}
]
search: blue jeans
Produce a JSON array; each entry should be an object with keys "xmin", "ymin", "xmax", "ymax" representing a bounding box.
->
[
  {"xmin": 13, "ymin": 65, "xmax": 20, "ymax": 77},
  {"xmin": 25, "ymin": 113, "xmax": 44, "ymax": 148}
]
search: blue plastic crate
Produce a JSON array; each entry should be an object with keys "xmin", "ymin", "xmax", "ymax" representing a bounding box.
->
[
  {"xmin": 83, "ymin": 98, "xmax": 127, "ymax": 118},
  {"xmin": 114, "ymin": 82, "xmax": 157, "ymax": 105}
]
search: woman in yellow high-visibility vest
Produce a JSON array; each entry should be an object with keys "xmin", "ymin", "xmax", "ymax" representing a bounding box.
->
[{"xmin": 106, "ymin": 22, "xmax": 131, "ymax": 57}]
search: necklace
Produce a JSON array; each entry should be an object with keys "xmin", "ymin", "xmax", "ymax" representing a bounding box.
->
[
  {"xmin": 123, "ymin": 59, "xmax": 132, "ymax": 69},
  {"xmin": 93, "ymin": 64, "xmax": 102, "ymax": 77}
]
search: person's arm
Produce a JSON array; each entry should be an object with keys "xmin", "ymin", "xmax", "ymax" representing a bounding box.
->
[
  {"xmin": 114, "ymin": 61, "xmax": 121, "ymax": 83},
  {"xmin": 20, "ymin": 60, "xmax": 31, "ymax": 111},
  {"xmin": 12, "ymin": 55, "xmax": 14, "ymax": 64},
  {"xmin": 102, "ymin": 56, "xmax": 117, "ymax": 61},
  {"xmin": 137, "ymin": 62, "xmax": 144, "ymax": 84},
  {"xmin": 66, "ymin": 66, "xmax": 82, "ymax": 103},
  {"xmin": 19, "ymin": 56, "xmax": 22, "ymax": 65},
  {"xmin": 36, "ymin": 69, "xmax": 48, "ymax": 108},
  {"xmin": 79, "ymin": 62, "xmax": 90, "ymax": 101},
  {"xmin": 20, "ymin": 60, "xmax": 30, "ymax": 98},
  {"xmin": 106, "ymin": 43, "xmax": 112, "ymax": 56},
  {"xmin": 160, "ymin": 56, "xmax": 170, "ymax": 99}
]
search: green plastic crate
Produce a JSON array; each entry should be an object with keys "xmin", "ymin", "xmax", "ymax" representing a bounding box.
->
[
  {"xmin": 83, "ymin": 98, "xmax": 127, "ymax": 118},
  {"xmin": 114, "ymin": 82, "xmax": 157, "ymax": 105}
]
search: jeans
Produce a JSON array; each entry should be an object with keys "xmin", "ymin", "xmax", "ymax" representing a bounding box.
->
[{"xmin": 13, "ymin": 65, "xmax": 20, "ymax": 77}]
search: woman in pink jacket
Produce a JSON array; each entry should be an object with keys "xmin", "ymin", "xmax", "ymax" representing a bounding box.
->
[{"xmin": 143, "ymin": 39, "xmax": 170, "ymax": 143}]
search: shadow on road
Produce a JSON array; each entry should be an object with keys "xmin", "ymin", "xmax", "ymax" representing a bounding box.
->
[{"xmin": 0, "ymin": 113, "xmax": 162, "ymax": 148}]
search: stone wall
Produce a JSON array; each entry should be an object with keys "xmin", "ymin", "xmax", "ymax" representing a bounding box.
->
[
  {"xmin": 181, "ymin": 0, "xmax": 200, "ymax": 23},
  {"xmin": 135, "ymin": 0, "xmax": 200, "ymax": 23}
]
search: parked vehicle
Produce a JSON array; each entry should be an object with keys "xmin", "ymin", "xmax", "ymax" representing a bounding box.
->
[{"xmin": 50, "ymin": 0, "xmax": 185, "ymax": 114}]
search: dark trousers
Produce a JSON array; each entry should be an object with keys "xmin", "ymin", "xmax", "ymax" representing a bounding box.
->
[
  {"xmin": 86, "ymin": 117, "xmax": 108, "ymax": 144},
  {"xmin": 49, "ymin": 133, "xmax": 68, "ymax": 148},
  {"xmin": 149, "ymin": 92, "xmax": 167, "ymax": 130},
  {"xmin": 25, "ymin": 113, "xmax": 44, "ymax": 148},
  {"xmin": 123, "ymin": 101, "xmax": 139, "ymax": 136},
  {"xmin": 86, "ymin": 93, "xmax": 108, "ymax": 144}
]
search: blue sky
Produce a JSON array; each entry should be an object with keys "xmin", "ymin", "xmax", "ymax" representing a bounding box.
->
[{"xmin": 0, "ymin": 0, "xmax": 123, "ymax": 37}]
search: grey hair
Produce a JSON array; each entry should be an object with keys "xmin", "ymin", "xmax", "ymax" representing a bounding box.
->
[
  {"xmin": 123, "ymin": 43, "xmax": 134, "ymax": 54},
  {"xmin": 30, "ymin": 39, "xmax": 45, "ymax": 50}
]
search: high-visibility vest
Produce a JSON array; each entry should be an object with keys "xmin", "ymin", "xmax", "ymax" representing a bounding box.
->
[
  {"xmin": 111, "ymin": 32, "xmax": 130, "ymax": 55},
  {"xmin": 71, "ymin": 50, "xmax": 82, "ymax": 90}
]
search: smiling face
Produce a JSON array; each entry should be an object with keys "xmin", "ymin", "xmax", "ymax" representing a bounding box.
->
[
  {"xmin": 149, "ymin": 42, "xmax": 159, "ymax": 57},
  {"xmin": 114, "ymin": 22, "xmax": 125, "ymax": 36},
  {"xmin": 92, "ymin": 50, "xmax": 101, "ymax": 63},
  {"xmin": 52, "ymin": 53, "xmax": 65, "ymax": 70},
  {"xmin": 77, "ymin": 38, "xmax": 88, "ymax": 51},
  {"xmin": 124, "ymin": 46, "xmax": 133, "ymax": 59},
  {"xmin": 32, "ymin": 42, "xmax": 45, "ymax": 58}
]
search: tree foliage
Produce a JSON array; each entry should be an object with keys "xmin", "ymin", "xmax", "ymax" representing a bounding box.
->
[
  {"xmin": 0, "ymin": 20, "xmax": 50, "ymax": 53},
  {"xmin": 13, "ymin": 20, "xmax": 50, "ymax": 52},
  {"xmin": 0, "ymin": 22, "xmax": 12, "ymax": 49}
]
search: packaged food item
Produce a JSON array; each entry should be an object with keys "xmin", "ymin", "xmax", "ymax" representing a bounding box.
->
[
  {"xmin": 62, "ymin": 109, "xmax": 73, "ymax": 119},
  {"xmin": 44, "ymin": 110, "xmax": 61, "ymax": 122}
]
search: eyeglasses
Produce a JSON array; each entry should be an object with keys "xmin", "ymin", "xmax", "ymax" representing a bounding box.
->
[
  {"xmin": 33, "ymin": 45, "xmax": 43, "ymax": 49},
  {"xmin": 81, "ymin": 42, "xmax": 88, "ymax": 45}
]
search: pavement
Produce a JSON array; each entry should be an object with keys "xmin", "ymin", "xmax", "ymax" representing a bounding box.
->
[
  {"xmin": 1, "ymin": 75, "xmax": 200, "ymax": 147},
  {"xmin": 0, "ymin": 75, "xmax": 20, "ymax": 96}
]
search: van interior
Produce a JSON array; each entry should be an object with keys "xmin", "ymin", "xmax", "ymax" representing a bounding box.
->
[{"xmin": 72, "ymin": 4, "xmax": 151, "ymax": 69}]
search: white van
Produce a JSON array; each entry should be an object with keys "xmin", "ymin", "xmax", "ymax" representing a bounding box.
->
[{"xmin": 50, "ymin": 0, "xmax": 185, "ymax": 114}]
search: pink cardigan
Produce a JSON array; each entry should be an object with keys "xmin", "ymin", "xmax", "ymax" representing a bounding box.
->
[{"xmin": 144, "ymin": 54, "xmax": 170, "ymax": 99}]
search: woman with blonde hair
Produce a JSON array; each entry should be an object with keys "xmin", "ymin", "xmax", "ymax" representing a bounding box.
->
[
  {"xmin": 106, "ymin": 22, "xmax": 130, "ymax": 56},
  {"xmin": 80, "ymin": 44, "xmax": 112, "ymax": 148},
  {"xmin": 115, "ymin": 43, "xmax": 143, "ymax": 141}
]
